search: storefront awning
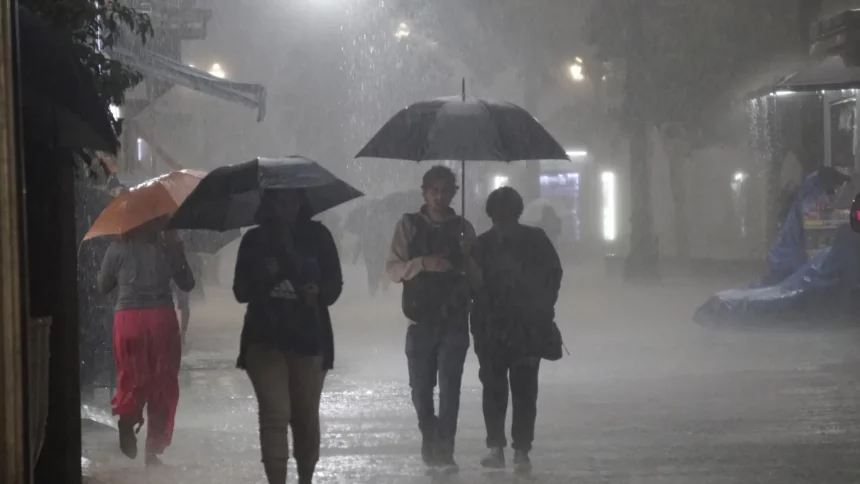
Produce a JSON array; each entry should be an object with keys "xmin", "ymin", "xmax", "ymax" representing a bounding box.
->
[
  {"xmin": 110, "ymin": 47, "xmax": 267, "ymax": 122},
  {"xmin": 778, "ymin": 56, "xmax": 860, "ymax": 92},
  {"xmin": 745, "ymin": 56, "xmax": 860, "ymax": 98}
]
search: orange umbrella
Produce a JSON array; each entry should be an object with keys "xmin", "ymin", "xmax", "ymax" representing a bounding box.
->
[{"xmin": 83, "ymin": 170, "xmax": 206, "ymax": 241}]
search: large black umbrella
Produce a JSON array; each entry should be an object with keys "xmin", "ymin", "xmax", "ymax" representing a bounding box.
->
[
  {"xmin": 167, "ymin": 156, "xmax": 364, "ymax": 231},
  {"xmin": 355, "ymin": 80, "xmax": 568, "ymax": 215},
  {"xmin": 18, "ymin": 6, "xmax": 118, "ymax": 153}
]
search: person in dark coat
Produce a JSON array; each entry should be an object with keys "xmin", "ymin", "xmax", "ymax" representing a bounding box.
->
[
  {"xmin": 233, "ymin": 189, "xmax": 343, "ymax": 484},
  {"xmin": 472, "ymin": 187, "xmax": 563, "ymax": 473}
]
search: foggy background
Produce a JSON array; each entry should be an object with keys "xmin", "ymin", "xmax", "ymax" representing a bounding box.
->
[{"xmin": 78, "ymin": 0, "xmax": 860, "ymax": 483}]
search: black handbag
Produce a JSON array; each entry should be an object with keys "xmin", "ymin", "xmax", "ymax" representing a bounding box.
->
[{"xmin": 524, "ymin": 319, "xmax": 566, "ymax": 361}]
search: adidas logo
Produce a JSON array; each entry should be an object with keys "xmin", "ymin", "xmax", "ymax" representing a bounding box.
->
[{"xmin": 270, "ymin": 280, "xmax": 297, "ymax": 300}]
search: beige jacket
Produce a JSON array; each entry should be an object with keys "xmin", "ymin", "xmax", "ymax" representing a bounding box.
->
[{"xmin": 386, "ymin": 209, "xmax": 482, "ymax": 322}]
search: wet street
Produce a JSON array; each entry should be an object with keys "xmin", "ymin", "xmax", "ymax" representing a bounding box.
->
[{"xmin": 82, "ymin": 264, "xmax": 860, "ymax": 483}]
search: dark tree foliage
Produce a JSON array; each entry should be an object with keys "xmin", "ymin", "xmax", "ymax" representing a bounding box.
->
[{"xmin": 21, "ymin": 0, "xmax": 153, "ymax": 134}]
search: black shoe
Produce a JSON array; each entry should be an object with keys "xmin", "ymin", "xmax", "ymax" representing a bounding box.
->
[
  {"xmin": 118, "ymin": 419, "xmax": 137, "ymax": 459},
  {"xmin": 480, "ymin": 447, "xmax": 505, "ymax": 469},
  {"xmin": 513, "ymin": 450, "xmax": 532, "ymax": 473}
]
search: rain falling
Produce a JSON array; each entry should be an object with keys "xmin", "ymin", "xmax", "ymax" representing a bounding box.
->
[{"xmin": 6, "ymin": 1, "xmax": 860, "ymax": 484}]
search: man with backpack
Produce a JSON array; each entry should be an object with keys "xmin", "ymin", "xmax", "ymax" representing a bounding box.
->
[{"xmin": 386, "ymin": 165, "xmax": 482, "ymax": 474}]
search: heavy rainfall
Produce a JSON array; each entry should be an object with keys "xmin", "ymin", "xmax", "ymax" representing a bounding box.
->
[{"xmin": 8, "ymin": 0, "xmax": 860, "ymax": 483}]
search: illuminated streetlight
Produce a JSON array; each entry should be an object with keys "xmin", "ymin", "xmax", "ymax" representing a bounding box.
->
[
  {"xmin": 209, "ymin": 62, "xmax": 226, "ymax": 79},
  {"xmin": 395, "ymin": 22, "xmax": 410, "ymax": 40},
  {"xmin": 566, "ymin": 150, "xmax": 588, "ymax": 159},
  {"xmin": 569, "ymin": 60, "xmax": 584, "ymax": 82}
]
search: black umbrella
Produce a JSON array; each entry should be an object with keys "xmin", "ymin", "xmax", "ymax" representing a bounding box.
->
[
  {"xmin": 18, "ymin": 6, "xmax": 118, "ymax": 153},
  {"xmin": 176, "ymin": 229, "xmax": 241, "ymax": 254},
  {"xmin": 167, "ymin": 156, "xmax": 364, "ymax": 231},
  {"xmin": 355, "ymin": 79, "xmax": 568, "ymax": 216}
]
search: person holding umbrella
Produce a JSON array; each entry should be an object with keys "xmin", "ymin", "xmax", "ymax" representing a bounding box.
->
[
  {"xmin": 97, "ymin": 226, "xmax": 194, "ymax": 466},
  {"xmin": 86, "ymin": 170, "xmax": 205, "ymax": 466},
  {"xmin": 167, "ymin": 157, "xmax": 359, "ymax": 484},
  {"xmin": 387, "ymin": 165, "xmax": 482, "ymax": 474},
  {"xmin": 232, "ymin": 189, "xmax": 342, "ymax": 484}
]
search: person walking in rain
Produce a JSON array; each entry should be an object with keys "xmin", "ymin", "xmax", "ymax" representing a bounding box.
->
[
  {"xmin": 360, "ymin": 207, "xmax": 391, "ymax": 296},
  {"xmin": 539, "ymin": 205, "xmax": 562, "ymax": 248},
  {"xmin": 387, "ymin": 165, "xmax": 481, "ymax": 474},
  {"xmin": 98, "ymin": 228, "xmax": 194, "ymax": 466},
  {"xmin": 346, "ymin": 199, "xmax": 388, "ymax": 295},
  {"xmin": 233, "ymin": 189, "xmax": 343, "ymax": 484},
  {"xmin": 472, "ymin": 187, "xmax": 563, "ymax": 473}
]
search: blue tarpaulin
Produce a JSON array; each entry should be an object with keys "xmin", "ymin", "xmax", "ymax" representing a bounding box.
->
[
  {"xmin": 695, "ymin": 225, "xmax": 860, "ymax": 325},
  {"xmin": 695, "ymin": 170, "xmax": 860, "ymax": 326},
  {"xmin": 763, "ymin": 172, "xmax": 831, "ymax": 283}
]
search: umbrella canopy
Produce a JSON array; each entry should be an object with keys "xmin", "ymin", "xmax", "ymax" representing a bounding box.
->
[
  {"xmin": 167, "ymin": 156, "xmax": 364, "ymax": 231},
  {"xmin": 18, "ymin": 6, "xmax": 118, "ymax": 153},
  {"xmin": 83, "ymin": 170, "xmax": 206, "ymax": 240},
  {"xmin": 177, "ymin": 229, "xmax": 241, "ymax": 254},
  {"xmin": 108, "ymin": 172, "xmax": 239, "ymax": 253},
  {"xmin": 355, "ymin": 96, "xmax": 569, "ymax": 162}
]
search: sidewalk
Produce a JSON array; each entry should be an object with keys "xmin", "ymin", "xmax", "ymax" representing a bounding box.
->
[{"xmin": 81, "ymin": 264, "xmax": 860, "ymax": 483}]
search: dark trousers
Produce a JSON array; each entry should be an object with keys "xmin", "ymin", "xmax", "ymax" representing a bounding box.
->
[
  {"xmin": 405, "ymin": 321, "xmax": 469, "ymax": 458},
  {"xmin": 477, "ymin": 350, "xmax": 540, "ymax": 451}
]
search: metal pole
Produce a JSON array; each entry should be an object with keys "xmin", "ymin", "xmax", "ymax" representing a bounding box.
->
[
  {"xmin": 0, "ymin": 0, "xmax": 28, "ymax": 482},
  {"xmin": 461, "ymin": 78, "xmax": 466, "ymax": 221}
]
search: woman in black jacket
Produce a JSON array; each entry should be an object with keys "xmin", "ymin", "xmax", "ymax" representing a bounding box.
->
[
  {"xmin": 233, "ymin": 189, "xmax": 342, "ymax": 484},
  {"xmin": 472, "ymin": 187, "xmax": 562, "ymax": 474}
]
